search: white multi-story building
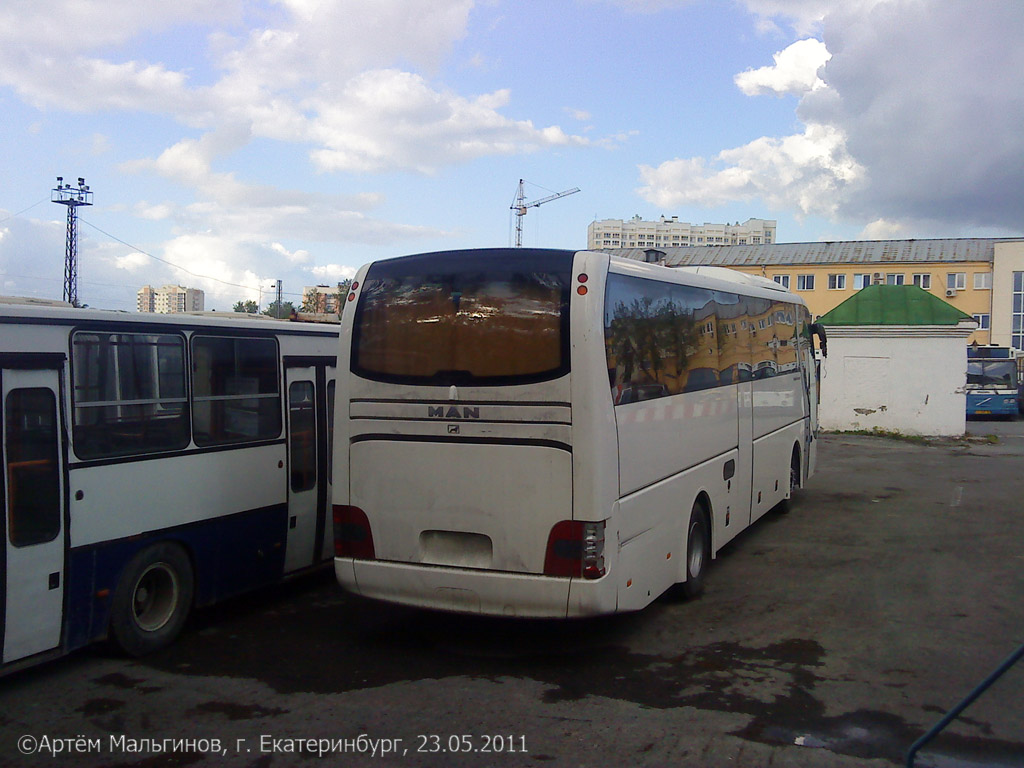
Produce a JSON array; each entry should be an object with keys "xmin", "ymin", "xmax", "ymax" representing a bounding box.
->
[
  {"xmin": 137, "ymin": 285, "xmax": 205, "ymax": 314},
  {"xmin": 587, "ymin": 216, "xmax": 776, "ymax": 250}
]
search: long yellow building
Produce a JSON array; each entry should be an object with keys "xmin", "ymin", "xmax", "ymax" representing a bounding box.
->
[{"xmin": 609, "ymin": 238, "xmax": 1024, "ymax": 348}]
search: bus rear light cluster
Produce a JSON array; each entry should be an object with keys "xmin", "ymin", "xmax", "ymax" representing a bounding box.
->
[
  {"xmin": 333, "ymin": 505, "xmax": 375, "ymax": 560},
  {"xmin": 543, "ymin": 520, "xmax": 605, "ymax": 579}
]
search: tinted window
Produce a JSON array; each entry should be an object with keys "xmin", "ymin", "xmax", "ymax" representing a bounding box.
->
[
  {"xmin": 605, "ymin": 274, "xmax": 723, "ymax": 403},
  {"xmin": 605, "ymin": 273, "xmax": 799, "ymax": 405},
  {"xmin": 192, "ymin": 336, "xmax": 281, "ymax": 445},
  {"xmin": 289, "ymin": 381, "xmax": 316, "ymax": 492},
  {"xmin": 6, "ymin": 388, "xmax": 61, "ymax": 546},
  {"xmin": 72, "ymin": 332, "xmax": 189, "ymax": 459},
  {"xmin": 352, "ymin": 249, "xmax": 572, "ymax": 387}
]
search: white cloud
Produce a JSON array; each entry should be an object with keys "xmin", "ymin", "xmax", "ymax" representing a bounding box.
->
[
  {"xmin": 310, "ymin": 263, "xmax": 358, "ymax": 281},
  {"xmin": 1, "ymin": 0, "xmax": 586, "ymax": 178},
  {"xmin": 307, "ymin": 69, "xmax": 587, "ymax": 173},
  {"xmin": 638, "ymin": 122, "xmax": 863, "ymax": 216},
  {"xmin": 737, "ymin": 0, "xmax": 837, "ymax": 36},
  {"xmin": 271, "ymin": 242, "xmax": 311, "ymax": 264},
  {"xmin": 735, "ymin": 39, "xmax": 830, "ymax": 97},
  {"xmin": 113, "ymin": 252, "xmax": 151, "ymax": 272},
  {"xmin": 641, "ymin": 0, "xmax": 1024, "ymax": 234},
  {"xmin": 135, "ymin": 203, "xmax": 175, "ymax": 220},
  {"xmin": 857, "ymin": 218, "xmax": 914, "ymax": 240}
]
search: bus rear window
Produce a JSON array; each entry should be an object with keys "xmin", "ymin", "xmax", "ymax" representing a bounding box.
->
[{"xmin": 352, "ymin": 249, "xmax": 572, "ymax": 386}]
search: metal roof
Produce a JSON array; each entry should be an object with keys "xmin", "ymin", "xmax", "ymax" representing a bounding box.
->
[
  {"xmin": 817, "ymin": 284, "xmax": 973, "ymax": 326},
  {"xmin": 604, "ymin": 238, "xmax": 1013, "ymax": 267}
]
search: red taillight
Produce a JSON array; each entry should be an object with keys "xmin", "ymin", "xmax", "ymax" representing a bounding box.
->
[
  {"xmin": 333, "ymin": 505, "xmax": 375, "ymax": 560},
  {"xmin": 544, "ymin": 520, "xmax": 605, "ymax": 579}
]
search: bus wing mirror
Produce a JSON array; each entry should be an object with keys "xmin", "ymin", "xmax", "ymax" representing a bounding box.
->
[{"xmin": 810, "ymin": 323, "xmax": 828, "ymax": 358}]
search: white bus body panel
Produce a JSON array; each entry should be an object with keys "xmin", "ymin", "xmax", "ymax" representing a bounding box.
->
[
  {"xmin": 614, "ymin": 388, "xmax": 737, "ymax": 498},
  {"xmin": 70, "ymin": 445, "xmax": 286, "ymax": 547},
  {"xmin": 349, "ymin": 438, "xmax": 571, "ymax": 574}
]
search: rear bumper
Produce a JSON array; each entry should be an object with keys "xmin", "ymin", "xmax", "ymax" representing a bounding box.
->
[{"xmin": 335, "ymin": 558, "xmax": 618, "ymax": 618}]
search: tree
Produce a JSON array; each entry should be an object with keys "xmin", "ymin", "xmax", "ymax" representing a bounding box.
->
[
  {"xmin": 233, "ymin": 300, "xmax": 259, "ymax": 314},
  {"xmin": 334, "ymin": 279, "xmax": 353, "ymax": 314},
  {"xmin": 263, "ymin": 300, "xmax": 296, "ymax": 319}
]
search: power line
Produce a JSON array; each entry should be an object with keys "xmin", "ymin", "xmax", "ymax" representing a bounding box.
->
[
  {"xmin": 0, "ymin": 198, "xmax": 49, "ymax": 224},
  {"xmin": 80, "ymin": 218, "xmax": 264, "ymax": 293},
  {"xmin": 3, "ymin": 205, "xmax": 308, "ymax": 302}
]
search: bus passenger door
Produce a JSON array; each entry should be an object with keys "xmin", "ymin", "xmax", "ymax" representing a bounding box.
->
[
  {"xmin": 284, "ymin": 362, "xmax": 335, "ymax": 572},
  {"xmin": 2, "ymin": 366, "xmax": 66, "ymax": 664}
]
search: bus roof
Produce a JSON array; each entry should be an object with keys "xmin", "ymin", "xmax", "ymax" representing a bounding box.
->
[{"xmin": 0, "ymin": 300, "xmax": 339, "ymax": 335}]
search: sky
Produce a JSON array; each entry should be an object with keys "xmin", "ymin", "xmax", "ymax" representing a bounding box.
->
[{"xmin": 1, "ymin": 0, "xmax": 1023, "ymax": 312}]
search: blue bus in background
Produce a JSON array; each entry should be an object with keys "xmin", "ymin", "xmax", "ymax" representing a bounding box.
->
[{"xmin": 966, "ymin": 346, "xmax": 1020, "ymax": 418}]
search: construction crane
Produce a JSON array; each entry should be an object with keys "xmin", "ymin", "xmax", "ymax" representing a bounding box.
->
[{"xmin": 510, "ymin": 179, "xmax": 579, "ymax": 247}]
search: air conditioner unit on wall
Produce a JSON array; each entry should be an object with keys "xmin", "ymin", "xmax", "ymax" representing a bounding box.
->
[
  {"xmin": 945, "ymin": 288, "xmax": 957, "ymax": 297},
  {"xmin": 872, "ymin": 273, "xmax": 884, "ymax": 284}
]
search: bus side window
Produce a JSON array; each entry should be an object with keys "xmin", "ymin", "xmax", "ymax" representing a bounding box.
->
[
  {"xmin": 6, "ymin": 388, "xmax": 61, "ymax": 546},
  {"xmin": 289, "ymin": 381, "xmax": 316, "ymax": 492},
  {"xmin": 192, "ymin": 336, "xmax": 282, "ymax": 446}
]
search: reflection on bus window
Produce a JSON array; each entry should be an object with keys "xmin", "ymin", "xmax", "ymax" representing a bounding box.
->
[
  {"xmin": 605, "ymin": 274, "xmax": 800, "ymax": 405},
  {"xmin": 352, "ymin": 251, "xmax": 572, "ymax": 387},
  {"xmin": 6, "ymin": 388, "xmax": 60, "ymax": 546}
]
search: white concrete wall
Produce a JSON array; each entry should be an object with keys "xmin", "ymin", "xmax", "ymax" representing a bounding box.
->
[
  {"xmin": 819, "ymin": 327, "xmax": 974, "ymax": 436},
  {"xmin": 991, "ymin": 240, "xmax": 1024, "ymax": 349}
]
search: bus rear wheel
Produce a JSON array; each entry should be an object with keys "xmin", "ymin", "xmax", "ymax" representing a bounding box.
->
[
  {"xmin": 680, "ymin": 503, "xmax": 710, "ymax": 599},
  {"xmin": 778, "ymin": 449, "xmax": 801, "ymax": 514},
  {"xmin": 110, "ymin": 542, "xmax": 194, "ymax": 657}
]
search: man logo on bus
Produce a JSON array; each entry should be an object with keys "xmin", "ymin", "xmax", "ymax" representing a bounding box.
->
[{"xmin": 428, "ymin": 406, "xmax": 480, "ymax": 419}]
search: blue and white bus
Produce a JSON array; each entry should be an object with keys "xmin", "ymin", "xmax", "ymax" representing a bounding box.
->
[
  {"xmin": 966, "ymin": 345, "xmax": 1019, "ymax": 418},
  {"xmin": 332, "ymin": 249, "xmax": 824, "ymax": 617},
  {"xmin": 1, "ymin": 299, "xmax": 337, "ymax": 674}
]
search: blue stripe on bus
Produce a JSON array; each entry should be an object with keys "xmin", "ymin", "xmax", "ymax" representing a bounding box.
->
[{"xmin": 64, "ymin": 504, "xmax": 288, "ymax": 650}]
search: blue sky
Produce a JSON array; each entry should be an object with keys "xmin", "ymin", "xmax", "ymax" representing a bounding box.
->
[{"xmin": 2, "ymin": 0, "xmax": 1023, "ymax": 311}]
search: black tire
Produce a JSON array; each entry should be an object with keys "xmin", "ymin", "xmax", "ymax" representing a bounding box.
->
[
  {"xmin": 110, "ymin": 542, "xmax": 194, "ymax": 657},
  {"xmin": 778, "ymin": 450, "xmax": 801, "ymax": 514},
  {"xmin": 680, "ymin": 503, "xmax": 710, "ymax": 600}
]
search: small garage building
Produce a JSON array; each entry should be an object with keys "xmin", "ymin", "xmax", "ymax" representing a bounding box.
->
[{"xmin": 817, "ymin": 285, "xmax": 977, "ymax": 436}]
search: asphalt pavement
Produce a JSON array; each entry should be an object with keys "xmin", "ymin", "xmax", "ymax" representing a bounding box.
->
[{"xmin": 1, "ymin": 429, "xmax": 1022, "ymax": 768}]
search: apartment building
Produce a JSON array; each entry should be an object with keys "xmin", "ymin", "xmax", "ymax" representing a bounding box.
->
[
  {"xmin": 588, "ymin": 216, "xmax": 776, "ymax": 250},
  {"xmin": 136, "ymin": 285, "xmax": 205, "ymax": 314},
  {"xmin": 609, "ymin": 239, "xmax": 1024, "ymax": 349},
  {"xmin": 302, "ymin": 284, "xmax": 347, "ymax": 315}
]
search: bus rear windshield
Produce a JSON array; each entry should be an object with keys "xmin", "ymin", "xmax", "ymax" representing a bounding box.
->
[{"xmin": 351, "ymin": 249, "xmax": 572, "ymax": 387}]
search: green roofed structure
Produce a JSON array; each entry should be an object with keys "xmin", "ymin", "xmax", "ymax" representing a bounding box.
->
[
  {"xmin": 817, "ymin": 285, "xmax": 977, "ymax": 437},
  {"xmin": 817, "ymin": 284, "xmax": 973, "ymax": 327}
]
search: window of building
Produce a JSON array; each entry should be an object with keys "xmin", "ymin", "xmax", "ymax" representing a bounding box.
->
[
  {"xmin": 886, "ymin": 274, "xmax": 905, "ymax": 286},
  {"xmin": 828, "ymin": 274, "xmax": 846, "ymax": 290},
  {"xmin": 192, "ymin": 336, "xmax": 281, "ymax": 446},
  {"xmin": 1013, "ymin": 272, "xmax": 1024, "ymax": 350},
  {"xmin": 947, "ymin": 272, "xmax": 966, "ymax": 291},
  {"xmin": 972, "ymin": 314, "xmax": 991, "ymax": 330},
  {"xmin": 974, "ymin": 272, "xmax": 992, "ymax": 290},
  {"xmin": 912, "ymin": 274, "xmax": 932, "ymax": 289},
  {"xmin": 773, "ymin": 275, "xmax": 790, "ymax": 289},
  {"xmin": 797, "ymin": 275, "xmax": 815, "ymax": 291},
  {"xmin": 72, "ymin": 332, "xmax": 190, "ymax": 459},
  {"xmin": 853, "ymin": 273, "xmax": 872, "ymax": 290}
]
